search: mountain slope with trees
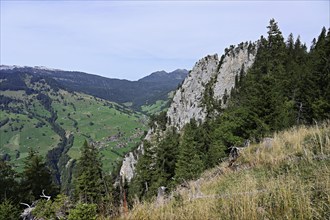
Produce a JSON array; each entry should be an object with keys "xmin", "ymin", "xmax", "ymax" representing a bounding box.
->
[
  {"xmin": 127, "ymin": 20, "xmax": 330, "ymax": 204},
  {"xmin": 0, "ymin": 67, "xmax": 188, "ymax": 111}
]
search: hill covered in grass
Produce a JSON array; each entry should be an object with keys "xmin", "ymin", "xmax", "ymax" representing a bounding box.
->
[
  {"xmin": 0, "ymin": 73, "xmax": 147, "ymax": 190},
  {"xmin": 0, "ymin": 66, "xmax": 188, "ymax": 111},
  {"xmin": 126, "ymin": 123, "xmax": 330, "ymax": 219}
]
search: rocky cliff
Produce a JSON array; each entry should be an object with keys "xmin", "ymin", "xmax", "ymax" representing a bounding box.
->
[
  {"xmin": 166, "ymin": 54, "xmax": 219, "ymax": 130},
  {"xmin": 167, "ymin": 42, "xmax": 257, "ymax": 130},
  {"xmin": 120, "ymin": 42, "xmax": 257, "ymax": 181}
]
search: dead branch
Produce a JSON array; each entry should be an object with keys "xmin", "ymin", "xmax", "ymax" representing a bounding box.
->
[
  {"xmin": 40, "ymin": 189, "xmax": 51, "ymax": 201},
  {"xmin": 20, "ymin": 203, "xmax": 31, "ymax": 208},
  {"xmin": 20, "ymin": 202, "xmax": 34, "ymax": 220}
]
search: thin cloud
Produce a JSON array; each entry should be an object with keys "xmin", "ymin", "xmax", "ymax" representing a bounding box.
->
[{"xmin": 1, "ymin": 1, "xmax": 328, "ymax": 80}]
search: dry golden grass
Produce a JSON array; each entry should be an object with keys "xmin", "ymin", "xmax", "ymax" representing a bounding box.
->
[{"xmin": 121, "ymin": 122, "xmax": 330, "ymax": 220}]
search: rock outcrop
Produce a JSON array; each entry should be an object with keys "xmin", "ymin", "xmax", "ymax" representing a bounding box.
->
[
  {"xmin": 167, "ymin": 42, "xmax": 257, "ymax": 130},
  {"xmin": 119, "ymin": 151, "xmax": 138, "ymax": 182},
  {"xmin": 119, "ymin": 129, "xmax": 153, "ymax": 182},
  {"xmin": 120, "ymin": 42, "xmax": 257, "ymax": 181},
  {"xmin": 213, "ymin": 44, "xmax": 256, "ymax": 101},
  {"xmin": 166, "ymin": 54, "xmax": 219, "ymax": 130}
]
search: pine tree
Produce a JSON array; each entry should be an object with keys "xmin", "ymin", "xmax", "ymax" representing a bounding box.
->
[
  {"xmin": 0, "ymin": 200, "xmax": 20, "ymax": 220},
  {"xmin": 175, "ymin": 120, "xmax": 203, "ymax": 183},
  {"xmin": 308, "ymin": 27, "xmax": 330, "ymax": 121},
  {"xmin": 129, "ymin": 140, "xmax": 157, "ymax": 200},
  {"xmin": 0, "ymin": 161, "xmax": 19, "ymax": 203},
  {"xmin": 75, "ymin": 140, "xmax": 104, "ymax": 204},
  {"xmin": 20, "ymin": 149, "xmax": 58, "ymax": 203},
  {"xmin": 154, "ymin": 129, "xmax": 180, "ymax": 189}
]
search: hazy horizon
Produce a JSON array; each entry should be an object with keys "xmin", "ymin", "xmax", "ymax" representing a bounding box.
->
[
  {"xmin": 1, "ymin": 1, "xmax": 329, "ymax": 80},
  {"xmin": 0, "ymin": 64, "xmax": 188, "ymax": 81}
]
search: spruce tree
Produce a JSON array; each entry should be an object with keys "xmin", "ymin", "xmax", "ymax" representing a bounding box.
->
[
  {"xmin": 129, "ymin": 140, "xmax": 156, "ymax": 200},
  {"xmin": 154, "ymin": 129, "xmax": 180, "ymax": 189},
  {"xmin": 75, "ymin": 140, "xmax": 104, "ymax": 204},
  {"xmin": 20, "ymin": 149, "xmax": 57, "ymax": 203},
  {"xmin": 308, "ymin": 27, "xmax": 330, "ymax": 121},
  {"xmin": 0, "ymin": 161, "xmax": 19, "ymax": 203},
  {"xmin": 175, "ymin": 120, "xmax": 203, "ymax": 183}
]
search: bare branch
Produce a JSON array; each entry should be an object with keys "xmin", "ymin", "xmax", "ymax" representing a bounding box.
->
[
  {"xmin": 20, "ymin": 202, "xmax": 34, "ymax": 220},
  {"xmin": 20, "ymin": 203, "xmax": 31, "ymax": 208},
  {"xmin": 40, "ymin": 189, "xmax": 51, "ymax": 201}
]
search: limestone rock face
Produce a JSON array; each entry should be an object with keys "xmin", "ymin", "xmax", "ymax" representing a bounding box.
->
[
  {"xmin": 213, "ymin": 45, "xmax": 256, "ymax": 101},
  {"xmin": 119, "ymin": 152, "xmax": 137, "ymax": 182},
  {"xmin": 167, "ymin": 43, "xmax": 257, "ymax": 131},
  {"xmin": 166, "ymin": 54, "xmax": 219, "ymax": 130},
  {"xmin": 119, "ymin": 42, "xmax": 257, "ymax": 182},
  {"xmin": 119, "ymin": 129, "xmax": 153, "ymax": 182}
]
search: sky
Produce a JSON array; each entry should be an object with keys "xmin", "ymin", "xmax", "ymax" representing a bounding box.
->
[{"xmin": 1, "ymin": 1, "xmax": 329, "ymax": 80}]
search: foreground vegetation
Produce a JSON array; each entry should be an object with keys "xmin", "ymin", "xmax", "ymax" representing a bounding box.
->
[
  {"xmin": 1, "ymin": 123, "xmax": 329, "ymax": 219},
  {"xmin": 126, "ymin": 122, "xmax": 330, "ymax": 219}
]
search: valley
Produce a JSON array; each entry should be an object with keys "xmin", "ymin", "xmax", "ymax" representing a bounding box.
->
[{"xmin": 0, "ymin": 73, "xmax": 148, "ymax": 176}]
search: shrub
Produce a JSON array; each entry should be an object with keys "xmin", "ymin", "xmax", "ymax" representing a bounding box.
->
[
  {"xmin": 68, "ymin": 203, "xmax": 97, "ymax": 220},
  {"xmin": 0, "ymin": 200, "xmax": 20, "ymax": 220}
]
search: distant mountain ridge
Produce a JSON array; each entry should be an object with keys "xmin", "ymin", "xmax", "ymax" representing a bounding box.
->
[
  {"xmin": 0, "ymin": 65, "xmax": 188, "ymax": 110},
  {"xmin": 138, "ymin": 69, "xmax": 188, "ymax": 83}
]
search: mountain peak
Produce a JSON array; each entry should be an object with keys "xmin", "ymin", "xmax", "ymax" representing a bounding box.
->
[
  {"xmin": 0, "ymin": 65, "xmax": 24, "ymax": 70},
  {"xmin": 138, "ymin": 69, "xmax": 188, "ymax": 83},
  {"xmin": 0, "ymin": 65, "xmax": 63, "ymax": 72}
]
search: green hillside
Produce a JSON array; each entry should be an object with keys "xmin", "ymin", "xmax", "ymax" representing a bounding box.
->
[
  {"xmin": 141, "ymin": 91, "xmax": 175, "ymax": 115},
  {"xmin": 0, "ymin": 76, "xmax": 147, "ymax": 174},
  {"xmin": 0, "ymin": 67, "xmax": 187, "ymax": 111}
]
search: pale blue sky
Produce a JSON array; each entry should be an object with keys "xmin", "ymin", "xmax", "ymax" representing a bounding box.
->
[{"xmin": 1, "ymin": 1, "xmax": 329, "ymax": 80}]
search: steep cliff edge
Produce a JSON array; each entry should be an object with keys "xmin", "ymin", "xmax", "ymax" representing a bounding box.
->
[
  {"xmin": 167, "ymin": 42, "xmax": 257, "ymax": 130},
  {"xmin": 120, "ymin": 42, "xmax": 257, "ymax": 181},
  {"xmin": 166, "ymin": 54, "xmax": 219, "ymax": 130}
]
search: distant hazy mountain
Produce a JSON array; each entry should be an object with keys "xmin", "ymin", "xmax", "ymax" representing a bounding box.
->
[
  {"xmin": 138, "ymin": 69, "xmax": 188, "ymax": 83},
  {"xmin": 0, "ymin": 65, "xmax": 188, "ymax": 110}
]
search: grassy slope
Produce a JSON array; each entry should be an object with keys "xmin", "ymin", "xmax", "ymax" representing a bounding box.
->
[
  {"xmin": 125, "ymin": 123, "xmax": 330, "ymax": 220},
  {"xmin": 50, "ymin": 90, "xmax": 147, "ymax": 172},
  {"xmin": 141, "ymin": 100, "xmax": 168, "ymax": 115},
  {"xmin": 141, "ymin": 91, "xmax": 174, "ymax": 115},
  {"xmin": 0, "ymin": 86, "xmax": 147, "ymax": 173}
]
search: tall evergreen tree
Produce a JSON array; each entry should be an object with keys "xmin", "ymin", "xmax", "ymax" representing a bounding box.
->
[
  {"xmin": 0, "ymin": 161, "xmax": 19, "ymax": 203},
  {"xmin": 175, "ymin": 120, "xmax": 203, "ymax": 183},
  {"xmin": 154, "ymin": 129, "xmax": 180, "ymax": 189},
  {"xmin": 75, "ymin": 140, "xmax": 104, "ymax": 204},
  {"xmin": 20, "ymin": 149, "xmax": 58, "ymax": 203},
  {"xmin": 308, "ymin": 27, "xmax": 330, "ymax": 120},
  {"xmin": 129, "ymin": 140, "xmax": 157, "ymax": 200}
]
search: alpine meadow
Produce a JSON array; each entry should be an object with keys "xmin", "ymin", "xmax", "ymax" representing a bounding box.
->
[{"xmin": 0, "ymin": 3, "xmax": 329, "ymax": 219}]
